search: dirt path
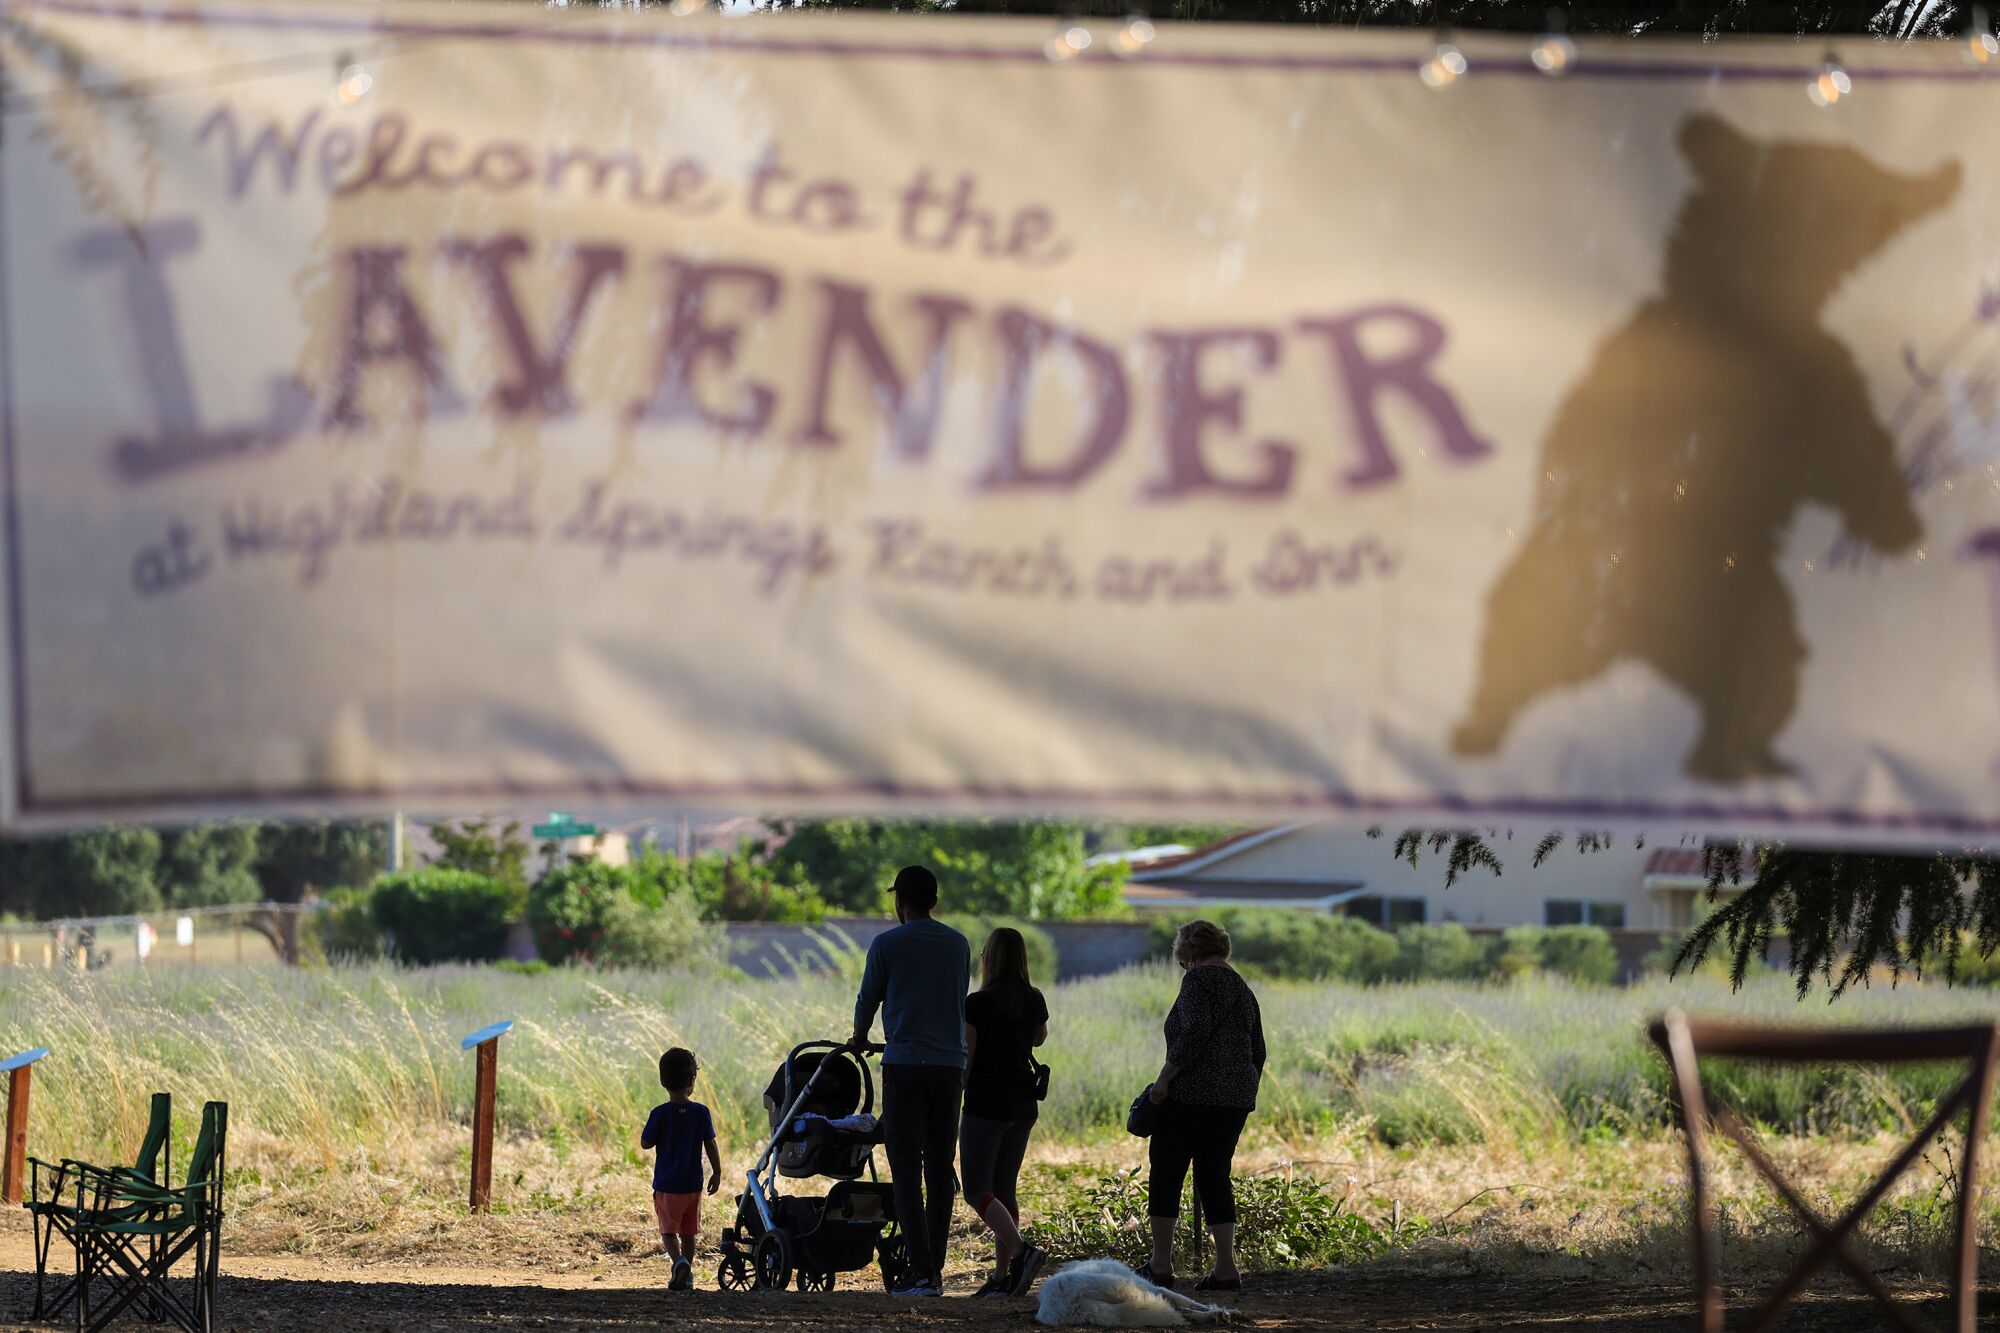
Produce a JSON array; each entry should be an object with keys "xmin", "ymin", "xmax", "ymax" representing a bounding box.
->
[{"xmin": 0, "ymin": 1234, "xmax": 1980, "ymax": 1331}]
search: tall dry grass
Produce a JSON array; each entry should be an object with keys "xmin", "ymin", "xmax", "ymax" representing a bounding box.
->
[{"xmin": 0, "ymin": 961, "xmax": 1992, "ymax": 1276}]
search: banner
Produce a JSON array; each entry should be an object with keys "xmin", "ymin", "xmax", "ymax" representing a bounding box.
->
[{"xmin": 3, "ymin": 1, "xmax": 1999, "ymax": 843}]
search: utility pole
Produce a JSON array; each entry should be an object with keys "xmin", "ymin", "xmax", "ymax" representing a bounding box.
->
[{"xmin": 388, "ymin": 810, "xmax": 405, "ymax": 873}]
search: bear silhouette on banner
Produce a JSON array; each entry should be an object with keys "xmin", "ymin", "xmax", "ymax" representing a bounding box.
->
[{"xmin": 1451, "ymin": 115, "xmax": 1959, "ymax": 783}]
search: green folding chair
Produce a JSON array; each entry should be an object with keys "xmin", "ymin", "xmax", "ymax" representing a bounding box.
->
[
  {"xmin": 25, "ymin": 1091, "xmax": 173, "ymax": 1320},
  {"xmin": 71, "ymin": 1101, "xmax": 226, "ymax": 1333}
]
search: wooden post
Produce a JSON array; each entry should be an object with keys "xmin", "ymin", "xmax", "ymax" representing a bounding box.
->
[
  {"xmin": 1, "ymin": 1048, "xmax": 51, "ymax": 1206},
  {"xmin": 461, "ymin": 1021, "xmax": 512, "ymax": 1213},
  {"xmin": 470, "ymin": 1039, "xmax": 496, "ymax": 1210}
]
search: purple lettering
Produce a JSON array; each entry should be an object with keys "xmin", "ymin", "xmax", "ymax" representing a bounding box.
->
[
  {"xmin": 324, "ymin": 246, "xmax": 464, "ymax": 429},
  {"xmin": 197, "ymin": 107, "xmax": 320, "ymax": 197},
  {"xmin": 75, "ymin": 218, "xmax": 309, "ymax": 480},
  {"xmin": 1144, "ymin": 328, "xmax": 1294, "ymax": 499},
  {"xmin": 1297, "ymin": 305, "xmax": 1491, "ymax": 491},
  {"xmin": 978, "ymin": 307, "xmax": 1127, "ymax": 490},
  {"xmin": 445, "ymin": 235, "xmax": 625, "ymax": 417},
  {"xmin": 795, "ymin": 280, "xmax": 970, "ymax": 459},
  {"xmin": 627, "ymin": 258, "xmax": 782, "ymax": 434}
]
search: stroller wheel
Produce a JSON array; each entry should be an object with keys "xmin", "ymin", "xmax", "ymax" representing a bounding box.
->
[
  {"xmin": 716, "ymin": 1251, "xmax": 754, "ymax": 1292},
  {"xmin": 754, "ymin": 1233, "xmax": 793, "ymax": 1291},
  {"xmin": 796, "ymin": 1269, "xmax": 835, "ymax": 1293}
]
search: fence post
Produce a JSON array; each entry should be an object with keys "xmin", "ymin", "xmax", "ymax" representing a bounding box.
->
[
  {"xmin": 1, "ymin": 1048, "xmax": 51, "ymax": 1205},
  {"xmin": 461, "ymin": 1021, "xmax": 512, "ymax": 1213}
]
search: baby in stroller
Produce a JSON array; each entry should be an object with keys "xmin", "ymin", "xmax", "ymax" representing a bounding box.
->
[{"xmin": 715, "ymin": 1040, "xmax": 914, "ymax": 1293}]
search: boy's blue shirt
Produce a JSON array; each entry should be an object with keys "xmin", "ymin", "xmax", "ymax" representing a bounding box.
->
[
  {"xmin": 852, "ymin": 917, "xmax": 970, "ymax": 1068},
  {"xmin": 642, "ymin": 1098, "xmax": 714, "ymax": 1193}
]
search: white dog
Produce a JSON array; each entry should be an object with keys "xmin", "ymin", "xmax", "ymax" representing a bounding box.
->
[{"xmin": 1034, "ymin": 1259, "xmax": 1238, "ymax": 1327}]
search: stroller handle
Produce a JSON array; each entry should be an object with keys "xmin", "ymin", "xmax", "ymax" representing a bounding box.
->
[{"xmin": 782, "ymin": 1039, "xmax": 878, "ymax": 1119}]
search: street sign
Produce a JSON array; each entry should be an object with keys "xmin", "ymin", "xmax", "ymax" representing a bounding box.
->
[{"xmin": 532, "ymin": 811, "xmax": 598, "ymax": 840}]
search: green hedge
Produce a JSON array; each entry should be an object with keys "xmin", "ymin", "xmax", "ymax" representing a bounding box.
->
[
  {"xmin": 311, "ymin": 886, "xmax": 384, "ymax": 961},
  {"xmin": 1146, "ymin": 909, "xmax": 1397, "ymax": 982},
  {"xmin": 942, "ymin": 914, "xmax": 1060, "ymax": 984},
  {"xmin": 1144, "ymin": 910, "xmax": 1621, "ymax": 986},
  {"xmin": 369, "ymin": 869, "xmax": 520, "ymax": 965}
]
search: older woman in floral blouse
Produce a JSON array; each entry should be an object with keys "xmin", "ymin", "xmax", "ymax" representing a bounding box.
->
[{"xmin": 1139, "ymin": 918, "xmax": 1266, "ymax": 1292}]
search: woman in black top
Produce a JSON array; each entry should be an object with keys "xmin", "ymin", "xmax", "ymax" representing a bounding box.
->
[
  {"xmin": 960, "ymin": 928, "xmax": 1051, "ymax": 1298},
  {"xmin": 1140, "ymin": 919, "xmax": 1266, "ymax": 1292}
]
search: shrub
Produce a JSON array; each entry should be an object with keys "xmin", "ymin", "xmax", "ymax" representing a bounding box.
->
[
  {"xmin": 369, "ymin": 870, "xmax": 520, "ymax": 965},
  {"xmin": 678, "ymin": 852, "xmax": 826, "ymax": 923},
  {"xmin": 527, "ymin": 862, "xmax": 648, "ymax": 964},
  {"xmin": 528, "ymin": 861, "xmax": 724, "ymax": 969},
  {"xmin": 311, "ymin": 886, "xmax": 384, "ymax": 960},
  {"xmin": 1489, "ymin": 925, "xmax": 1618, "ymax": 985},
  {"xmin": 1146, "ymin": 909, "xmax": 1396, "ymax": 982},
  {"xmin": 1531, "ymin": 925, "xmax": 1620, "ymax": 985},
  {"xmin": 1487, "ymin": 926, "xmax": 1544, "ymax": 981},
  {"xmin": 1388, "ymin": 922, "xmax": 1486, "ymax": 982},
  {"xmin": 596, "ymin": 892, "xmax": 721, "ymax": 969},
  {"xmin": 942, "ymin": 914, "xmax": 1060, "ymax": 984},
  {"xmin": 1026, "ymin": 1168, "xmax": 1412, "ymax": 1270}
]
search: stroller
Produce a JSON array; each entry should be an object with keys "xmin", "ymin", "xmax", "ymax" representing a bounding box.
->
[{"xmin": 715, "ymin": 1040, "xmax": 912, "ymax": 1293}]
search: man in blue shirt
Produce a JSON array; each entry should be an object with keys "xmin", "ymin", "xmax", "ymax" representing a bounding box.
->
[{"xmin": 850, "ymin": 864, "xmax": 969, "ymax": 1297}]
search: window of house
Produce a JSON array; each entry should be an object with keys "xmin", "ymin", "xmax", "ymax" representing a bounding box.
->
[
  {"xmin": 1345, "ymin": 895, "xmax": 1426, "ymax": 926},
  {"xmin": 1544, "ymin": 899, "xmax": 1626, "ymax": 928}
]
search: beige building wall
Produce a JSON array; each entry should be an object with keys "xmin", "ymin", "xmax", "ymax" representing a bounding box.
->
[{"xmin": 1172, "ymin": 823, "xmax": 1691, "ymax": 930}]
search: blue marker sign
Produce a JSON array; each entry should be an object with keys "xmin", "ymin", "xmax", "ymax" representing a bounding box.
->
[
  {"xmin": 460, "ymin": 1021, "xmax": 513, "ymax": 1051},
  {"xmin": 0, "ymin": 1048, "xmax": 49, "ymax": 1073}
]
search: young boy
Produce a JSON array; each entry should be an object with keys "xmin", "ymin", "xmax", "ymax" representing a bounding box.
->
[{"xmin": 641, "ymin": 1047, "xmax": 722, "ymax": 1291}]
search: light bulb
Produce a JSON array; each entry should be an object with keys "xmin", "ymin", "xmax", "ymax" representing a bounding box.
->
[
  {"xmin": 1045, "ymin": 24, "xmax": 1092, "ymax": 62},
  {"xmin": 1807, "ymin": 55, "xmax": 1851, "ymax": 107},
  {"xmin": 1113, "ymin": 14, "xmax": 1155, "ymax": 57},
  {"xmin": 332, "ymin": 63, "xmax": 372, "ymax": 107},
  {"xmin": 1531, "ymin": 32, "xmax": 1574, "ymax": 75},
  {"xmin": 1967, "ymin": 8, "xmax": 1998, "ymax": 66},
  {"xmin": 1420, "ymin": 43, "xmax": 1467, "ymax": 90}
]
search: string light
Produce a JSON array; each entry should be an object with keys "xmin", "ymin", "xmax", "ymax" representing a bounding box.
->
[
  {"xmin": 1807, "ymin": 53, "xmax": 1851, "ymax": 107},
  {"xmin": 332, "ymin": 61, "xmax": 372, "ymax": 107},
  {"xmin": 1966, "ymin": 6, "xmax": 1998, "ymax": 66},
  {"xmin": 1113, "ymin": 14, "xmax": 1156, "ymax": 57},
  {"xmin": 1530, "ymin": 9, "xmax": 1574, "ymax": 76},
  {"xmin": 1045, "ymin": 23, "xmax": 1092, "ymax": 62},
  {"xmin": 1420, "ymin": 42, "xmax": 1467, "ymax": 90}
]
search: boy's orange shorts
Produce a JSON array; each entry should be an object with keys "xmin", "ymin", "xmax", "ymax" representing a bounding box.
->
[{"xmin": 653, "ymin": 1190, "xmax": 701, "ymax": 1237}]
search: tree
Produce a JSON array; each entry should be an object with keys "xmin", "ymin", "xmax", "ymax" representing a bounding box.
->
[
  {"xmin": 158, "ymin": 823, "xmax": 262, "ymax": 909},
  {"xmin": 0, "ymin": 828, "xmax": 163, "ymax": 918},
  {"xmin": 253, "ymin": 820, "xmax": 387, "ymax": 902},
  {"xmin": 766, "ymin": 820, "xmax": 1127, "ymax": 918},
  {"xmin": 1101, "ymin": 824, "xmax": 1246, "ymax": 853},
  {"xmin": 425, "ymin": 818, "xmax": 531, "ymax": 894},
  {"xmin": 1378, "ymin": 828, "xmax": 2000, "ymax": 996}
]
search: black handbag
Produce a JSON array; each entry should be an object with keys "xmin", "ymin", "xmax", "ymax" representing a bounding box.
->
[
  {"xmin": 1126, "ymin": 1085, "xmax": 1161, "ymax": 1137},
  {"xmin": 1030, "ymin": 1055, "xmax": 1051, "ymax": 1102}
]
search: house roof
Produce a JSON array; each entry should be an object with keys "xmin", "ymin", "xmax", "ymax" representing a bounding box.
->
[
  {"xmin": 1125, "ymin": 823, "xmax": 1314, "ymax": 882},
  {"xmin": 1126, "ymin": 879, "xmax": 1368, "ymax": 908}
]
